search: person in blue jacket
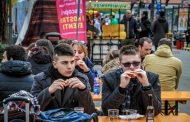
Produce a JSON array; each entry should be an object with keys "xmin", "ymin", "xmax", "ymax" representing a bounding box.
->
[{"xmin": 72, "ymin": 42, "xmax": 98, "ymax": 91}]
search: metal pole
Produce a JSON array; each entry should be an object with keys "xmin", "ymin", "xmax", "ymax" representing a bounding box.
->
[
  {"xmin": 3, "ymin": 104, "xmax": 8, "ymax": 122},
  {"xmin": 9, "ymin": 0, "xmax": 12, "ymax": 22},
  {"xmin": 6, "ymin": 0, "xmax": 13, "ymax": 44},
  {"xmin": 26, "ymin": 103, "xmax": 30, "ymax": 122},
  {"xmin": 188, "ymin": 5, "xmax": 190, "ymax": 27},
  {"xmin": 76, "ymin": 0, "xmax": 81, "ymax": 40},
  {"xmin": 177, "ymin": 5, "xmax": 179, "ymax": 31},
  {"xmin": 151, "ymin": 0, "xmax": 155, "ymax": 22},
  {"xmin": 171, "ymin": 6, "xmax": 174, "ymax": 32}
]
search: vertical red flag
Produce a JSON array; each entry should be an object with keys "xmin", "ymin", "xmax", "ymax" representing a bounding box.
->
[{"xmin": 56, "ymin": 0, "xmax": 87, "ymax": 42}]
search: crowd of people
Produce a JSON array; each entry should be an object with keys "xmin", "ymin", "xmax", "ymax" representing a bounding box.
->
[
  {"xmin": 87, "ymin": 10, "xmax": 170, "ymax": 49},
  {"xmin": 0, "ymin": 9, "xmax": 183, "ymax": 120}
]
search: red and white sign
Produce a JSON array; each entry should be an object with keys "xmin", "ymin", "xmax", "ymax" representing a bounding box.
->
[{"xmin": 56, "ymin": 0, "xmax": 86, "ymax": 42}]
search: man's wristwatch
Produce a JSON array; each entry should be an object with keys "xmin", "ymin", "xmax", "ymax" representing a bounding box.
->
[{"xmin": 142, "ymin": 84, "xmax": 152, "ymax": 91}]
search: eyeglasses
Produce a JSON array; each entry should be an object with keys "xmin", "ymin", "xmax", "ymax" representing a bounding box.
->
[
  {"xmin": 121, "ymin": 61, "xmax": 141, "ymax": 67},
  {"xmin": 72, "ymin": 40, "xmax": 86, "ymax": 44}
]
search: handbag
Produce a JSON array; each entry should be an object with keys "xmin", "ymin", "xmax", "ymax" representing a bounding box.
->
[{"xmin": 37, "ymin": 108, "xmax": 98, "ymax": 122}]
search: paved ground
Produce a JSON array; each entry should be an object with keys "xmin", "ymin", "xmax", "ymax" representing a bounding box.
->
[
  {"xmin": 173, "ymin": 49, "xmax": 190, "ymax": 114},
  {"xmin": 93, "ymin": 47, "xmax": 190, "ymax": 114}
]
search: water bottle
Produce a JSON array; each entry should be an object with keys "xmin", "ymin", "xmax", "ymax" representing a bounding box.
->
[{"xmin": 93, "ymin": 77, "xmax": 100, "ymax": 95}]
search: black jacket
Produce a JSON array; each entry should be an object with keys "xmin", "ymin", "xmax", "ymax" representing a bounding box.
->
[
  {"xmin": 0, "ymin": 60, "xmax": 34, "ymax": 102},
  {"xmin": 28, "ymin": 51, "xmax": 51, "ymax": 75},
  {"xmin": 101, "ymin": 68, "xmax": 161, "ymax": 116},
  {"xmin": 152, "ymin": 17, "xmax": 169, "ymax": 46},
  {"xmin": 31, "ymin": 70, "xmax": 96, "ymax": 114},
  {"xmin": 120, "ymin": 16, "xmax": 137, "ymax": 39},
  {"xmin": 138, "ymin": 17, "xmax": 152, "ymax": 38}
]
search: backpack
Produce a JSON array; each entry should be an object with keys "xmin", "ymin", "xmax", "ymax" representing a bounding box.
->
[{"xmin": 37, "ymin": 108, "xmax": 98, "ymax": 122}]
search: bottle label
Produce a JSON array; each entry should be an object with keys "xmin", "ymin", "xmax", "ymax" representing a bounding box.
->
[
  {"xmin": 93, "ymin": 77, "xmax": 100, "ymax": 95},
  {"xmin": 147, "ymin": 120, "xmax": 154, "ymax": 122},
  {"xmin": 147, "ymin": 112, "xmax": 154, "ymax": 122},
  {"xmin": 93, "ymin": 86, "xmax": 100, "ymax": 95},
  {"xmin": 148, "ymin": 113, "xmax": 154, "ymax": 119}
]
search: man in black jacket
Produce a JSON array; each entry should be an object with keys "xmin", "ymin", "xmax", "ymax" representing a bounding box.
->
[
  {"xmin": 120, "ymin": 10, "xmax": 138, "ymax": 45},
  {"xmin": 31, "ymin": 43, "xmax": 96, "ymax": 114},
  {"xmin": 101, "ymin": 45, "xmax": 161, "ymax": 116}
]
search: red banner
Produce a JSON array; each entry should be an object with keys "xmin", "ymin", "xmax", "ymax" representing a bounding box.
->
[{"xmin": 56, "ymin": 0, "xmax": 86, "ymax": 42}]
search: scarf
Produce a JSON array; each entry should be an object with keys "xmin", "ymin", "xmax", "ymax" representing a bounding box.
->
[
  {"xmin": 44, "ymin": 65, "xmax": 78, "ymax": 104},
  {"xmin": 45, "ymin": 65, "xmax": 76, "ymax": 81}
]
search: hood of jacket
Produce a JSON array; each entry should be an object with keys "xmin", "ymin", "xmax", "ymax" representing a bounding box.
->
[
  {"xmin": 0, "ymin": 60, "xmax": 32, "ymax": 76},
  {"xmin": 31, "ymin": 51, "xmax": 52, "ymax": 64},
  {"xmin": 155, "ymin": 44, "xmax": 173, "ymax": 57},
  {"xmin": 158, "ymin": 17, "xmax": 167, "ymax": 23}
]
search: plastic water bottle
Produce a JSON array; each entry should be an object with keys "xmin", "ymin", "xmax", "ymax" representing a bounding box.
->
[{"xmin": 93, "ymin": 77, "xmax": 100, "ymax": 95}]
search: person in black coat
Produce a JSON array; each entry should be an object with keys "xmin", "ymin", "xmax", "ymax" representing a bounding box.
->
[
  {"xmin": 0, "ymin": 45, "xmax": 34, "ymax": 102},
  {"xmin": 120, "ymin": 10, "xmax": 138, "ymax": 45},
  {"xmin": 138, "ymin": 11, "xmax": 152, "ymax": 38},
  {"xmin": 27, "ymin": 39, "xmax": 54, "ymax": 75},
  {"xmin": 152, "ymin": 11, "xmax": 169, "ymax": 50}
]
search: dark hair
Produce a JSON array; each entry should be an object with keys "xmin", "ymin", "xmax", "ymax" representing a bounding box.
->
[
  {"xmin": 35, "ymin": 39, "xmax": 54, "ymax": 58},
  {"xmin": 58, "ymin": 39, "xmax": 73, "ymax": 45},
  {"xmin": 53, "ymin": 43, "xmax": 74, "ymax": 60},
  {"xmin": 9, "ymin": 119, "xmax": 25, "ymax": 122},
  {"xmin": 103, "ymin": 50, "xmax": 119, "ymax": 65},
  {"xmin": 5, "ymin": 45, "xmax": 27, "ymax": 61},
  {"xmin": 159, "ymin": 11, "xmax": 165, "ymax": 17},
  {"xmin": 119, "ymin": 45, "xmax": 139, "ymax": 61},
  {"xmin": 138, "ymin": 37, "xmax": 152, "ymax": 47},
  {"xmin": 158, "ymin": 38, "xmax": 172, "ymax": 50},
  {"xmin": 142, "ymin": 11, "xmax": 148, "ymax": 17}
]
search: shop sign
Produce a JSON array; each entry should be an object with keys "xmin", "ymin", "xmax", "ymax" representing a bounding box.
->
[{"xmin": 87, "ymin": 2, "xmax": 131, "ymax": 10}]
